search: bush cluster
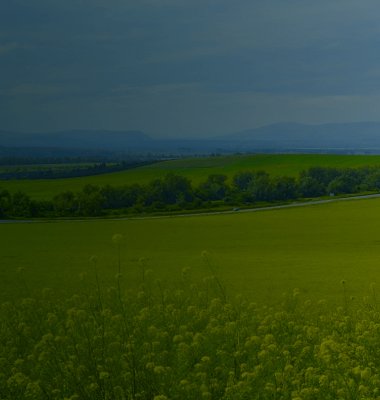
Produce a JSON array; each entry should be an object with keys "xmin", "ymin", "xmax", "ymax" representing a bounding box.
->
[
  {"xmin": 2, "ymin": 166, "xmax": 380, "ymax": 218},
  {"xmin": 1, "ymin": 270, "xmax": 380, "ymax": 399}
]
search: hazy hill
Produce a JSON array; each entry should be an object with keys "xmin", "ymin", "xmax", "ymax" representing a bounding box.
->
[{"xmin": 2, "ymin": 122, "xmax": 380, "ymax": 155}]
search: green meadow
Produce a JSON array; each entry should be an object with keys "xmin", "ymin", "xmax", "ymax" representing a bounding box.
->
[
  {"xmin": 2, "ymin": 196, "xmax": 380, "ymax": 303},
  {"xmin": 3, "ymin": 153, "xmax": 380, "ymax": 200}
]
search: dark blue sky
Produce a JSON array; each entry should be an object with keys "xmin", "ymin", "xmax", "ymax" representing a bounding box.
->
[{"xmin": 1, "ymin": 0, "xmax": 380, "ymax": 137}]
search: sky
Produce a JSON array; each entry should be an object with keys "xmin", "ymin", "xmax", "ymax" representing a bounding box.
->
[{"xmin": 1, "ymin": 0, "xmax": 380, "ymax": 138}]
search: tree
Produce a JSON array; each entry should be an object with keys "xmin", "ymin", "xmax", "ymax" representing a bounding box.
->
[
  {"xmin": 141, "ymin": 174, "xmax": 194, "ymax": 209},
  {"xmin": 162, "ymin": 173, "xmax": 194, "ymax": 205},
  {"xmin": 101, "ymin": 184, "xmax": 142, "ymax": 209},
  {"xmin": 247, "ymin": 171, "xmax": 273, "ymax": 202},
  {"xmin": 300, "ymin": 167, "xmax": 340, "ymax": 187},
  {"xmin": 299, "ymin": 176, "xmax": 325, "ymax": 197},
  {"xmin": 11, "ymin": 191, "xmax": 32, "ymax": 217},
  {"xmin": 364, "ymin": 170, "xmax": 380, "ymax": 190},
  {"xmin": 0, "ymin": 189, "xmax": 11, "ymax": 218},
  {"xmin": 272, "ymin": 176, "xmax": 298, "ymax": 200},
  {"xmin": 143, "ymin": 178, "xmax": 166, "ymax": 208},
  {"xmin": 53, "ymin": 191, "xmax": 77, "ymax": 216},
  {"xmin": 77, "ymin": 185, "xmax": 104, "ymax": 216},
  {"xmin": 197, "ymin": 174, "xmax": 229, "ymax": 201},
  {"xmin": 327, "ymin": 169, "xmax": 363, "ymax": 195},
  {"xmin": 232, "ymin": 171, "xmax": 255, "ymax": 191}
]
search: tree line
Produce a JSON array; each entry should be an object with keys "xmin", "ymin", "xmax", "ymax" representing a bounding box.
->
[
  {"xmin": 0, "ymin": 160, "xmax": 160, "ymax": 180},
  {"xmin": 1, "ymin": 166, "xmax": 380, "ymax": 218}
]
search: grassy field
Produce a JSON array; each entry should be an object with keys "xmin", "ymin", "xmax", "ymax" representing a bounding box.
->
[
  {"xmin": 3, "ymin": 176, "xmax": 380, "ymax": 398},
  {"xmin": 2, "ymin": 195, "xmax": 380, "ymax": 304},
  {"xmin": 3, "ymin": 153, "xmax": 380, "ymax": 200}
]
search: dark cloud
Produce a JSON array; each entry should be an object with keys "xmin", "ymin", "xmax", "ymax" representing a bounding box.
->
[{"xmin": 1, "ymin": 0, "xmax": 380, "ymax": 136}]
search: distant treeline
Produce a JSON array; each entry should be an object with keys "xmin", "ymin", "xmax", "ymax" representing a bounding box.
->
[
  {"xmin": 0, "ymin": 160, "xmax": 160, "ymax": 180},
  {"xmin": 0, "ymin": 148, "xmax": 181, "ymax": 164},
  {"xmin": 0, "ymin": 155, "xmax": 114, "ymax": 166},
  {"xmin": 1, "ymin": 166, "xmax": 380, "ymax": 218}
]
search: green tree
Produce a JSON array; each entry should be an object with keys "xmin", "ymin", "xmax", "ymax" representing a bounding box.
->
[
  {"xmin": 162, "ymin": 173, "xmax": 193, "ymax": 204},
  {"xmin": 142, "ymin": 174, "xmax": 194, "ymax": 208},
  {"xmin": 0, "ymin": 189, "xmax": 11, "ymax": 218},
  {"xmin": 53, "ymin": 191, "xmax": 77, "ymax": 216},
  {"xmin": 101, "ymin": 184, "xmax": 142, "ymax": 209},
  {"xmin": 232, "ymin": 171, "xmax": 255, "ymax": 191},
  {"xmin": 197, "ymin": 174, "xmax": 229, "ymax": 201},
  {"xmin": 364, "ymin": 170, "xmax": 380, "ymax": 190},
  {"xmin": 327, "ymin": 169, "xmax": 363, "ymax": 195},
  {"xmin": 247, "ymin": 171, "xmax": 273, "ymax": 201},
  {"xmin": 300, "ymin": 167, "xmax": 340, "ymax": 187},
  {"xmin": 77, "ymin": 185, "xmax": 104, "ymax": 216},
  {"xmin": 299, "ymin": 176, "xmax": 325, "ymax": 197},
  {"xmin": 272, "ymin": 176, "xmax": 298, "ymax": 200},
  {"xmin": 11, "ymin": 191, "xmax": 32, "ymax": 217}
]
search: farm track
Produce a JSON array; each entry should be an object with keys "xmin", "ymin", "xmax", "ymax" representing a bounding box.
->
[{"xmin": 1, "ymin": 192, "xmax": 380, "ymax": 224}]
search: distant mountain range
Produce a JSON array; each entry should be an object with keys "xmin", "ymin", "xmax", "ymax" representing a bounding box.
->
[{"xmin": 2, "ymin": 122, "xmax": 380, "ymax": 156}]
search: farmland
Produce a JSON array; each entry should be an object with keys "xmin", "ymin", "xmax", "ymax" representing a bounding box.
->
[
  {"xmin": 2, "ymin": 195, "xmax": 380, "ymax": 303},
  {"xmin": 3, "ymin": 153, "xmax": 380, "ymax": 200},
  {"xmin": 3, "ymin": 165, "xmax": 380, "ymax": 398}
]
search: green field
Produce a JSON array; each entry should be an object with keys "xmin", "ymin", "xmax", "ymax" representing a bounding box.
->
[
  {"xmin": 3, "ymin": 173, "xmax": 380, "ymax": 399},
  {"xmin": 2, "ymin": 196, "xmax": 380, "ymax": 304},
  {"xmin": 3, "ymin": 153, "xmax": 380, "ymax": 200}
]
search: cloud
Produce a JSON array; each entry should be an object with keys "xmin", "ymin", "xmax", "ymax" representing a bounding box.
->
[
  {"xmin": 8, "ymin": 84, "xmax": 75, "ymax": 96},
  {"xmin": 2, "ymin": 0, "xmax": 380, "ymax": 134},
  {"xmin": 0, "ymin": 42, "xmax": 19, "ymax": 56},
  {"xmin": 110, "ymin": 82, "xmax": 203, "ymax": 96},
  {"xmin": 97, "ymin": 84, "xmax": 380, "ymax": 137}
]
